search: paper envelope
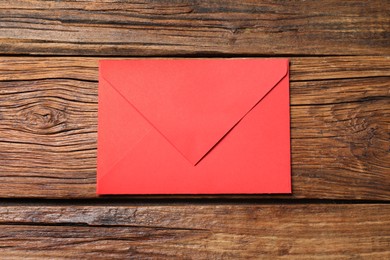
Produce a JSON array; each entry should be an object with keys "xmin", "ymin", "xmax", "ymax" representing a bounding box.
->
[{"xmin": 97, "ymin": 59, "xmax": 291, "ymax": 194}]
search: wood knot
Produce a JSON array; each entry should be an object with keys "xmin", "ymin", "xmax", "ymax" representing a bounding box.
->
[
  {"xmin": 19, "ymin": 103, "xmax": 67, "ymax": 134},
  {"xmin": 348, "ymin": 111, "xmax": 378, "ymax": 160},
  {"xmin": 349, "ymin": 126, "xmax": 377, "ymax": 159}
]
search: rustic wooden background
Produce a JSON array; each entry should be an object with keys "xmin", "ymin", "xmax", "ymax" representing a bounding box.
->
[{"xmin": 0, "ymin": 0, "xmax": 389, "ymax": 258}]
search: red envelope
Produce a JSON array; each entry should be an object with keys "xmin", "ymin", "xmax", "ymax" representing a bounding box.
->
[{"xmin": 97, "ymin": 59, "xmax": 291, "ymax": 194}]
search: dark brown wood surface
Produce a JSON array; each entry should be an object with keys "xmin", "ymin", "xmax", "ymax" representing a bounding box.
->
[
  {"xmin": 0, "ymin": 0, "xmax": 388, "ymax": 56},
  {"xmin": 0, "ymin": 204, "xmax": 389, "ymax": 259},
  {"xmin": 0, "ymin": 0, "xmax": 389, "ymax": 258}
]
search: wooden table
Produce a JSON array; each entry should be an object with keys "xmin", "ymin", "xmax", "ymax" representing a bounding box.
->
[{"xmin": 0, "ymin": 1, "xmax": 389, "ymax": 258}]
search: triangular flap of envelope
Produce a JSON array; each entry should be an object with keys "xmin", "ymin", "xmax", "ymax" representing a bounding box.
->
[{"xmin": 100, "ymin": 59, "xmax": 288, "ymax": 165}]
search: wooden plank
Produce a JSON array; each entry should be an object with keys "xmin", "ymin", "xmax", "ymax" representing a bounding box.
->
[
  {"xmin": 0, "ymin": 0, "xmax": 389, "ymax": 56},
  {"xmin": 0, "ymin": 56, "xmax": 389, "ymax": 199},
  {"xmin": 0, "ymin": 204, "xmax": 389, "ymax": 258}
]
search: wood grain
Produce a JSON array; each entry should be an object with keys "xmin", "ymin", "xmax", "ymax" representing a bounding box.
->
[
  {"xmin": 0, "ymin": 56, "xmax": 389, "ymax": 199},
  {"xmin": 0, "ymin": 204, "xmax": 389, "ymax": 259},
  {"xmin": 1, "ymin": 1, "xmax": 389, "ymax": 258},
  {"xmin": 0, "ymin": 0, "xmax": 389, "ymax": 56}
]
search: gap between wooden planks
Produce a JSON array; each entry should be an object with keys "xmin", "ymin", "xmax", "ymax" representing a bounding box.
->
[{"xmin": 0, "ymin": 56, "xmax": 389, "ymax": 199}]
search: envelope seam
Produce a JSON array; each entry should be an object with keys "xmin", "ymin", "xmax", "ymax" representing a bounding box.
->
[
  {"xmin": 100, "ymin": 75, "xmax": 197, "ymax": 166},
  {"xmin": 98, "ymin": 128, "xmax": 153, "ymax": 183},
  {"xmin": 193, "ymin": 65, "xmax": 289, "ymax": 164}
]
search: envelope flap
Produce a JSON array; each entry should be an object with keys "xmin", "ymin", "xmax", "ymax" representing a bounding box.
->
[{"xmin": 100, "ymin": 59, "xmax": 288, "ymax": 165}]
